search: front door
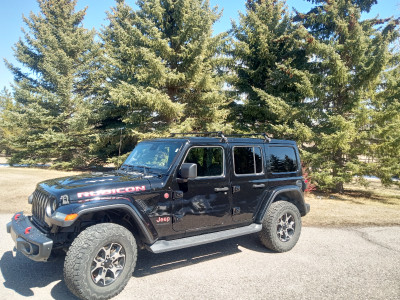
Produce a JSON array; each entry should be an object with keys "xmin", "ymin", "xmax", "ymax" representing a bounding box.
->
[{"xmin": 172, "ymin": 145, "xmax": 231, "ymax": 232}]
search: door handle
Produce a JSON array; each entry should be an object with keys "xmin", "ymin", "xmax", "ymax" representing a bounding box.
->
[
  {"xmin": 214, "ymin": 187, "xmax": 229, "ymax": 192},
  {"xmin": 252, "ymin": 184, "xmax": 265, "ymax": 189}
]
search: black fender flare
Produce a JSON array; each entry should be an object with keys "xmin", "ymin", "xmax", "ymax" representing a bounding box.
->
[
  {"xmin": 255, "ymin": 185, "xmax": 309, "ymax": 223},
  {"xmin": 47, "ymin": 199, "xmax": 158, "ymax": 244}
]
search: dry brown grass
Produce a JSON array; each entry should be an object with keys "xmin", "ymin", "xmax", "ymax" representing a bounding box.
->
[
  {"xmin": 0, "ymin": 168, "xmax": 399, "ymax": 227},
  {"xmin": 0, "ymin": 167, "xmax": 82, "ymax": 213},
  {"xmin": 302, "ymin": 180, "xmax": 400, "ymax": 227}
]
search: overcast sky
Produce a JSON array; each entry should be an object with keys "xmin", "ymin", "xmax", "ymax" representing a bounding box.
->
[{"xmin": 1, "ymin": 0, "xmax": 399, "ymax": 91}]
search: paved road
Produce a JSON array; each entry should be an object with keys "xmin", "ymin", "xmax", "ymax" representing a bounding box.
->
[{"xmin": 0, "ymin": 213, "xmax": 399, "ymax": 300}]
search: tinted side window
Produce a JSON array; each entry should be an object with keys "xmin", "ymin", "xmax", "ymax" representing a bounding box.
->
[
  {"xmin": 269, "ymin": 146, "xmax": 298, "ymax": 173},
  {"xmin": 184, "ymin": 147, "xmax": 223, "ymax": 177},
  {"xmin": 234, "ymin": 146, "xmax": 263, "ymax": 175}
]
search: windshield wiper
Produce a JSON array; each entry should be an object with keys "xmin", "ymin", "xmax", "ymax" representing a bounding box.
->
[
  {"xmin": 119, "ymin": 164, "xmax": 141, "ymax": 174},
  {"xmin": 134, "ymin": 165, "xmax": 150, "ymax": 175},
  {"xmin": 120, "ymin": 164, "xmax": 164, "ymax": 177},
  {"xmin": 120, "ymin": 164, "xmax": 151, "ymax": 175}
]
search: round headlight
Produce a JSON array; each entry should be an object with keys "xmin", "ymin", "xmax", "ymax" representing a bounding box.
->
[
  {"xmin": 47, "ymin": 198, "xmax": 58, "ymax": 215},
  {"xmin": 51, "ymin": 199, "xmax": 58, "ymax": 211},
  {"xmin": 28, "ymin": 193, "xmax": 34, "ymax": 204}
]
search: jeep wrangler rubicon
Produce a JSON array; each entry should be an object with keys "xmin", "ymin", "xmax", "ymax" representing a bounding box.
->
[{"xmin": 7, "ymin": 132, "xmax": 310, "ymax": 300}]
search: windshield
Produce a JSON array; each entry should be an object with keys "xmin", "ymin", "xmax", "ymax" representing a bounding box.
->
[{"xmin": 122, "ymin": 141, "xmax": 183, "ymax": 173}]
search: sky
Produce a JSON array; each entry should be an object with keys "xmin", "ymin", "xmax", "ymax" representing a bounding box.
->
[{"xmin": 1, "ymin": 0, "xmax": 399, "ymax": 90}]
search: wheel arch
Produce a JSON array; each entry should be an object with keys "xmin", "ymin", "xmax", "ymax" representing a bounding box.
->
[
  {"xmin": 255, "ymin": 186, "xmax": 308, "ymax": 223},
  {"xmin": 62, "ymin": 203, "xmax": 158, "ymax": 245}
]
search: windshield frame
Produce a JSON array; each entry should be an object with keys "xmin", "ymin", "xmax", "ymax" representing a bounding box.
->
[{"xmin": 121, "ymin": 140, "xmax": 184, "ymax": 174}]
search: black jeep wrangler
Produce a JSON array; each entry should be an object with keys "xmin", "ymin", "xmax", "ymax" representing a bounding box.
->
[{"xmin": 7, "ymin": 132, "xmax": 309, "ymax": 300}]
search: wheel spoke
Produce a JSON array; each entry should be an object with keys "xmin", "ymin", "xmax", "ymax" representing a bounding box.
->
[
  {"xmin": 109, "ymin": 264, "xmax": 124, "ymax": 278},
  {"xmin": 92, "ymin": 258, "xmax": 103, "ymax": 270},
  {"xmin": 103, "ymin": 245, "xmax": 112, "ymax": 258},
  {"xmin": 92, "ymin": 267, "xmax": 107, "ymax": 285},
  {"xmin": 111, "ymin": 243, "xmax": 125, "ymax": 261},
  {"xmin": 287, "ymin": 221, "xmax": 295, "ymax": 230}
]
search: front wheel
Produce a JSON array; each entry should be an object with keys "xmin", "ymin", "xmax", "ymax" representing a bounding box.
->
[
  {"xmin": 64, "ymin": 223, "xmax": 137, "ymax": 300},
  {"xmin": 259, "ymin": 201, "xmax": 302, "ymax": 252}
]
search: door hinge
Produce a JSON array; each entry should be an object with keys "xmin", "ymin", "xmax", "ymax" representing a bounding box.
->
[
  {"xmin": 174, "ymin": 214, "xmax": 183, "ymax": 223},
  {"xmin": 173, "ymin": 191, "xmax": 183, "ymax": 199},
  {"xmin": 232, "ymin": 207, "xmax": 240, "ymax": 215}
]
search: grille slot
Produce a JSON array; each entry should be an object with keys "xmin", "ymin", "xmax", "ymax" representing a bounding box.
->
[{"xmin": 31, "ymin": 189, "xmax": 52, "ymax": 228}]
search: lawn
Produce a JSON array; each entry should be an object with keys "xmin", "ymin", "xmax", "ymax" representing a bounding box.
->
[
  {"xmin": 302, "ymin": 179, "xmax": 400, "ymax": 227},
  {"xmin": 1, "ymin": 167, "xmax": 399, "ymax": 226},
  {"xmin": 0, "ymin": 167, "xmax": 82, "ymax": 214}
]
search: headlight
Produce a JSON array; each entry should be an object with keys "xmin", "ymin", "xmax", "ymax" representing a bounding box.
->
[
  {"xmin": 28, "ymin": 193, "xmax": 33, "ymax": 204},
  {"xmin": 46, "ymin": 198, "xmax": 58, "ymax": 215},
  {"xmin": 51, "ymin": 199, "xmax": 58, "ymax": 211}
]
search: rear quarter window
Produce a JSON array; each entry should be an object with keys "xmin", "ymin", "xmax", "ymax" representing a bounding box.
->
[{"xmin": 269, "ymin": 146, "xmax": 298, "ymax": 173}]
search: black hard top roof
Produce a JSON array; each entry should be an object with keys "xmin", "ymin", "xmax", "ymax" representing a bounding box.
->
[{"xmin": 146, "ymin": 137, "xmax": 297, "ymax": 145}]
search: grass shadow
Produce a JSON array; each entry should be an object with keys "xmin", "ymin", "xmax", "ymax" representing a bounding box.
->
[{"xmin": 309, "ymin": 186, "xmax": 400, "ymax": 206}]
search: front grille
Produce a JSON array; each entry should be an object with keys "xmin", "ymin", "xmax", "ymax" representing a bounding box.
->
[{"xmin": 31, "ymin": 188, "xmax": 52, "ymax": 228}]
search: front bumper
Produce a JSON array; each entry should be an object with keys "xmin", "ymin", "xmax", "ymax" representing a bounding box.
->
[{"xmin": 6, "ymin": 212, "xmax": 53, "ymax": 262}]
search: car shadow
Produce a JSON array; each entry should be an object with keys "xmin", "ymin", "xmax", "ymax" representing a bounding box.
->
[
  {"xmin": 0, "ymin": 250, "xmax": 78, "ymax": 299},
  {"xmin": 134, "ymin": 233, "xmax": 274, "ymax": 277},
  {"xmin": 1, "ymin": 234, "xmax": 273, "ymax": 298}
]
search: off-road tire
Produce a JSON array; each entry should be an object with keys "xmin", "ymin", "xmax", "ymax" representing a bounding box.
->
[
  {"xmin": 64, "ymin": 223, "xmax": 137, "ymax": 300},
  {"xmin": 259, "ymin": 201, "xmax": 301, "ymax": 252}
]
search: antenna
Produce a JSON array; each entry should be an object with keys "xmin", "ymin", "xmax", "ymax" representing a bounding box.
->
[{"xmin": 117, "ymin": 127, "xmax": 123, "ymax": 169}]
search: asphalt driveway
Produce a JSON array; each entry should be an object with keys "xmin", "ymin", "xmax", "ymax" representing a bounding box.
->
[{"xmin": 1, "ymin": 213, "xmax": 399, "ymax": 300}]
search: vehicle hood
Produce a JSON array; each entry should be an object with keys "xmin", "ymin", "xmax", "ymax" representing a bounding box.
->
[{"xmin": 38, "ymin": 171, "xmax": 153, "ymax": 202}]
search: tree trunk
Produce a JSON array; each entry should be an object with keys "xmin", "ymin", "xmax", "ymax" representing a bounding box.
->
[{"xmin": 333, "ymin": 182, "xmax": 344, "ymax": 194}]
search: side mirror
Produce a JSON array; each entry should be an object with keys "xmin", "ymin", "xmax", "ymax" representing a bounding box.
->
[{"xmin": 178, "ymin": 163, "xmax": 197, "ymax": 183}]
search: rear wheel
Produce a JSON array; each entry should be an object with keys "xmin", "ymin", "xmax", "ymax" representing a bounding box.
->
[
  {"xmin": 64, "ymin": 223, "xmax": 137, "ymax": 300},
  {"xmin": 259, "ymin": 201, "xmax": 301, "ymax": 252}
]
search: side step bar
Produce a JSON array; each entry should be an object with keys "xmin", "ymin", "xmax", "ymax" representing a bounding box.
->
[{"xmin": 148, "ymin": 223, "xmax": 262, "ymax": 254}]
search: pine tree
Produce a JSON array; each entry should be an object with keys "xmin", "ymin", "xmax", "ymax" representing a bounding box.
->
[
  {"xmin": 0, "ymin": 88, "xmax": 15, "ymax": 155},
  {"xmin": 295, "ymin": 0, "xmax": 399, "ymax": 192},
  {"xmin": 370, "ymin": 51, "xmax": 400, "ymax": 185},
  {"xmin": 230, "ymin": 0, "xmax": 314, "ymax": 143},
  {"xmin": 2, "ymin": 0, "xmax": 104, "ymax": 169},
  {"xmin": 102, "ymin": 0, "xmax": 231, "ymax": 151}
]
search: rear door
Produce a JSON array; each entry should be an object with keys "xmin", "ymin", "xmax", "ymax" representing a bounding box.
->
[{"xmin": 230, "ymin": 145, "xmax": 267, "ymax": 223}]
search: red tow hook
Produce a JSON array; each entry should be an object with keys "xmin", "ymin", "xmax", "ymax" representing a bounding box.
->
[
  {"xmin": 24, "ymin": 226, "xmax": 32, "ymax": 234},
  {"xmin": 14, "ymin": 214, "xmax": 21, "ymax": 221}
]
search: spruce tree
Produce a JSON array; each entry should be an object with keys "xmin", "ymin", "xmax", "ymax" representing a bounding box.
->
[
  {"xmin": 371, "ymin": 52, "xmax": 400, "ymax": 185},
  {"xmin": 0, "ymin": 88, "xmax": 15, "ymax": 155},
  {"xmin": 2, "ymin": 0, "xmax": 103, "ymax": 169},
  {"xmin": 102, "ymin": 0, "xmax": 231, "ymax": 149},
  {"xmin": 295, "ymin": 0, "xmax": 399, "ymax": 192},
  {"xmin": 230, "ymin": 0, "xmax": 314, "ymax": 143}
]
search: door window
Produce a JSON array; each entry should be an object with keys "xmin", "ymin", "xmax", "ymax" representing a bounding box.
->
[
  {"xmin": 184, "ymin": 147, "xmax": 224, "ymax": 177},
  {"xmin": 233, "ymin": 146, "xmax": 263, "ymax": 175}
]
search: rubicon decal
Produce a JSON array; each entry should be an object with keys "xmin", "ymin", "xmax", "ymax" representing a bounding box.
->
[{"xmin": 77, "ymin": 186, "xmax": 146, "ymax": 198}]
